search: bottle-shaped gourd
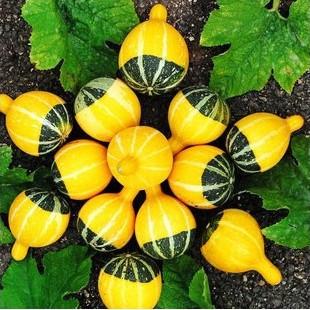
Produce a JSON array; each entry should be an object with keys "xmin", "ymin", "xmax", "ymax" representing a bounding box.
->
[
  {"xmin": 74, "ymin": 77, "xmax": 141, "ymax": 142},
  {"xmin": 135, "ymin": 185, "xmax": 196, "ymax": 260},
  {"xmin": 168, "ymin": 145, "xmax": 235, "ymax": 209},
  {"xmin": 98, "ymin": 253, "xmax": 162, "ymax": 309},
  {"xmin": 51, "ymin": 140, "xmax": 112, "ymax": 200},
  {"xmin": 9, "ymin": 188, "xmax": 70, "ymax": 261},
  {"xmin": 0, "ymin": 91, "xmax": 72, "ymax": 156},
  {"xmin": 168, "ymin": 86, "xmax": 230, "ymax": 154},
  {"xmin": 107, "ymin": 126, "xmax": 173, "ymax": 189},
  {"xmin": 119, "ymin": 4, "xmax": 189, "ymax": 95},
  {"xmin": 226, "ymin": 112, "xmax": 304, "ymax": 173},
  {"xmin": 201, "ymin": 209, "xmax": 282, "ymax": 285},
  {"xmin": 77, "ymin": 187, "xmax": 138, "ymax": 252}
]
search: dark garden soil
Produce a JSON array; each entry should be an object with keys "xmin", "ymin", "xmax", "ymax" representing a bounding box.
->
[{"xmin": 0, "ymin": 0, "xmax": 310, "ymax": 308}]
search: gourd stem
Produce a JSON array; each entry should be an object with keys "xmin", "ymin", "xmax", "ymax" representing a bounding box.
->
[
  {"xmin": 270, "ymin": 0, "xmax": 280, "ymax": 11},
  {"xmin": 119, "ymin": 187, "xmax": 139, "ymax": 202},
  {"xmin": 254, "ymin": 255, "xmax": 282, "ymax": 286},
  {"xmin": 149, "ymin": 4, "xmax": 167, "ymax": 21},
  {"xmin": 169, "ymin": 136, "xmax": 185, "ymax": 155},
  {"xmin": 286, "ymin": 115, "xmax": 304, "ymax": 133},
  {"xmin": 11, "ymin": 241, "xmax": 29, "ymax": 261},
  {"xmin": 145, "ymin": 185, "xmax": 162, "ymax": 197},
  {"xmin": 0, "ymin": 94, "xmax": 13, "ymax": 115}
]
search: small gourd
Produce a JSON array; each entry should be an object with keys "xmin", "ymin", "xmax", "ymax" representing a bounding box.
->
[
  {"xmin": 201, "ymin": 209, "xmax": 282, "ymax": 286},
  {"xmin": 135, "ymin": 185, "xmax": 196, "ymax": 260},
  {"xmin": 77, "ymin": 188, "xmax": 137, "ymax": 252},
  {"xmin": 0, "ymin": 91, "xmax": 72, "ymax": 156},
  {"xmin": 74, "ymin": 77, "xmax": 141, "ymax": 142},
  {"xmin": 226, "ymin": 112, "xmax": 304, "ymax": 173},
  {"xmin": 9, "ymin": 188, "xmax": 70, "ymax": 261},
  {"xmin": 168, "ymin": 86, "xmax": 230, "ymax": 154},
  {"xmin": 119, "ymin": 4, "xmax": 189, "ymax": 95},
  {"xmin": 51, "ymin": 139, "xmax": 112, "ymax": 200},
  {"xmin": 107, "ymin": 126, "xmax": 173, "ymax": 190},
  {"xmin": 98, "ymin": 253, "xmax": 162, "ymax": 309},
  {"xmin": 168, "ymin": 145, "xmax": 235, "ymax": 209}
]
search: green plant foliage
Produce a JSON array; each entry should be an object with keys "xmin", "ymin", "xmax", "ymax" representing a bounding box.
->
[
  {"xmin": 22, "ymin": 0, "xmax": 139, "ymax": 94},
  {"xmin": 0, "ymin": 245, "xmax": 92, "ymax": 308},
  {"xmin": 200, "ymin": 0, "xmax": 310, "ymax": 99}
]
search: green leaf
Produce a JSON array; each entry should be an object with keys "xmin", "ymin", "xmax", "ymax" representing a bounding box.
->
[
  {"xmin": 22, "ymin": 0, "xmax": 139, "ymax": 93},
  {"xmin": 0, "ymin": 218, "xmax": 14, "ymax": 244},
  {"xmin": 0, "ymin": 245, "xmax": 92, "ymax": 308},
  {"xmin": 0, "ymin": 144, "xmax": 12, "ymax": 175},
  {"xmin": 244, "ymin": 135, "xmax": 310, "ymax": 249},
  {"xmin": 200, "ymin": 0, "xmax": 310, "ymax": 98},
  {"xmin": 189, "ymin": 268, "xmax": 214, "ymax": 309}
]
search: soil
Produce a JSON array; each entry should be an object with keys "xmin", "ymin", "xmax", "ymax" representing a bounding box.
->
[{"xmin": 0, "ymin": 0, "xmax": 309, "ymax": 309}]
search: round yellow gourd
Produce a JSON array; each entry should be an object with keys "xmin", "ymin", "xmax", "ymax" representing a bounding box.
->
[
  {"xmin": 226, "ymin": 112, "xmax": 304, "ymax": 173},
  {"xmin": 0, "ymin": 91, "xmax": 72, "ymax": 156},
  {"xmin": 74, "ymin": 77, "xmax": 141, "ymax": 142},
  {"xmin": 51, "ymin": 139, "xmax": 112, "ymax": 200},
  {"xmin": 107, "ymin": 126, "xmax": 173, "ymax": 189},
  {"xmin": 9, "ymin": 188, "xmax": 70, "ymax": 261},
  {"xmin": 98, "ymin": 253, "xmax": 162, "ymax": 309},
  {"xmin": 168, "ymin": 85, "xmax": 230, "ymax": 154},
  {"xmin": 201, "ymin": 209, "xmax": 282, "ymax": 286},
  {"xmin": 135, "ymin": 185, "xmax": 196, "ymax": 260},
  {"xmin": 168, "ymin": 145, "xmax": 235, "ymax": 209},
  {"xmin": 119, "ymin": 4, "xmax": 189, "ymax": 95},
  {"xmin": 77, "ymin": 188, "xmax": 138, "ymax": 252}
]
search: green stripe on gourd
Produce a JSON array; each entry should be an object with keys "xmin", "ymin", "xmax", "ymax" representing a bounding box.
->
[
  {"xmin": 103, "ymin": 253, "xmax": 160, "ymax": 283},
  {"xmin": 201, "ymin": 212, "xmax": 224, "ymax": 245},
  {"xmin": 50, "ymin": 162, "xmax": 68, "ymax": 196}
]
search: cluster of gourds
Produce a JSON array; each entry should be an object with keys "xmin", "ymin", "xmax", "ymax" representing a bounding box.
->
[{"xmin": 0, "ymin": 4, "xmax": 304, "ymax": 309}]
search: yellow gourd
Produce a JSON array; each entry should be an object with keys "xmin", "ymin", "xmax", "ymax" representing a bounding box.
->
[
  {"xmin": 51, "ymin": 139, "xmax": 112, "ymax": 200},
  {"xmin": 74, "ymin": 77, "xmax": 141, "ymax": 142},
  {"xmin": 0, "ymin": 91, "xmax": 72, "ymax": 156},
  {"xmin": 201, "ymin": 209, "xmax": 282, "ymax": 285},
  {"xmin": 226, "ymin": 112, "xmax": 304, "ymax": 173},
  {"xmin": 9, "ymin": 188, "xmax": 70, "ymax": 261}
]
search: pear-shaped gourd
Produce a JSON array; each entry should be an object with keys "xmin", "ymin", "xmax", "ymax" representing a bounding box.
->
[
  {"xmin": 135, "ymin": 185, "xmax": 196, "ymax": 260},
  {"xmin": 98, "ymin": 253, "xmax": 162, "ymax": 309},
  {"xmin": 226, "ymin": 112, "xmax": 304, "ymax": 173},
  {"xmin": 119, "ymin": 4, "xmax": 189, "ymax": 95},
  {"xmin": 169, "ymin": 86, "xmax": 230, "ymax": 154},
  {"xmin": 107, "ymin": 126, "xmax": 173, "ymax": 190},
  {"xmin": 51, "ymin": 139, "xmax": 112, "ymax": 200},
  {"xmin": 74, "ymin": 77, "xmax": 141, "ymax": 142},
  {"xmin": 169, "ymin": 145, "xmax": 235, "ymax": 209},
  {"xmin": 77, "ymin": 187, "xmax": 137, "ymax": 252},
  {"xmin": 201, "ymin": 209, "xmax": 282, "ymax": 285},
  {"xmin": 0, "ymin": 91, "xmax": 72, "ymax": 156},
  {"xmin": 9, "ymin": 188, "xmax": 70, "ymax": 261}
]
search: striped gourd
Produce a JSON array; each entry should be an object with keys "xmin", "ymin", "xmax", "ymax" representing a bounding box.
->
[
  {"xmin": 51, "ymin": 140, "xmax": 112, "ymax": 200},
  {"xmin": 107, "ymin": 126, "xmax": 173, "ymax": 190},
  {"xmin": 9, "ymin": 188, "xmax": 70, "ymax": 261},
  {"xmin": 168, "ymin": 85, "xmax": 230, "ymax": 154},
  {"xmin": 135, "ymin": 185, "xmax": 196, "ymax": 260},
  {"xmin": 98, "ymin": 253, "xmax": 162, "ymax": 309},
  {"xmin": 201, "ymin": 209, "xmax": 282, "ymax": 285},
  {"xmin": 168, "ymin": 145, "xmax": 235, "ymax": 209},
  {"xmin": 226, "ymin": 112, "xmax": 304, "ymax": 173},
  {"xmin": 77, "ymin": 188, "xmax": 138, "ymax": 252},
  {"xmin": 75, "ymin": 77, "xmax": 141, "ymax": 142},
  {"xmin": 0, "ymin": 91, "xmax": 72, "ymax": 156},
  {"xmin": 119, "ymin": 4, "xmax": 189, "ymax": 96}
]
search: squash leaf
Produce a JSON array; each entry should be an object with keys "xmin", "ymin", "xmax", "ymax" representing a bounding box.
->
[
  {"xmin": 200, "ymin": 0, "xmax": 310, "ymax": 99},
  {"xmin": 0, "ymin": 245, "xmax": 92, "ymax": 308},
  {"xmin": 244, "ymin": 135, "xmax": 310, "ymax": 249},
  {"xmin": 22, "ymin": 0, "xmax": 139, "ymax": 93}
]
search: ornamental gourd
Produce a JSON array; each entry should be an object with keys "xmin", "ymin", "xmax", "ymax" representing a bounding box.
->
[
  {"xmin": 119, "ymin": 4, "xmax": 189, "ymax": 95},
  {"xmin": 169, "ymin": 145, "xmax": 235, "ymax": 209},
  {"xmin": 201, "ymin": 209, "xmax": 282, "ymax": 286},
  {"xmin": 77, "ymin": 188, "xmax": 137, "ymax": 252},
  {"xmin": 74, "ymin": 77, "xmax": 141, "ymax": 142},
  {"xmin": 135, "ymin": 185, "xmax": 196, "ymax": 260},
  {"xmin": 0, "ymin": 91, "xmax": 72, "ymax": 156},
  {"xmin": 98, "ymin": 253, "xmax": 162, "ymax": 309},
  {"xmin": 51, "ymin": 139, "xmax": 112, "ymax": 200},
  {"xmin": 9, "ymin": 188, "xmax": 70, "ymax": 261},
  {"xmin": 168, "ymin": 86, "xmax": 230, "ymax": 154},
  {"xmin": 226, "ymin": 112, "xmax": 304, "ymax": 173}
]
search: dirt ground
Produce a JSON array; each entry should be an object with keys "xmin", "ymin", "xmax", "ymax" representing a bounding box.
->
[{"xmin": 0, "ymin": 0, "xmax": 309, "ymax": 308}]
